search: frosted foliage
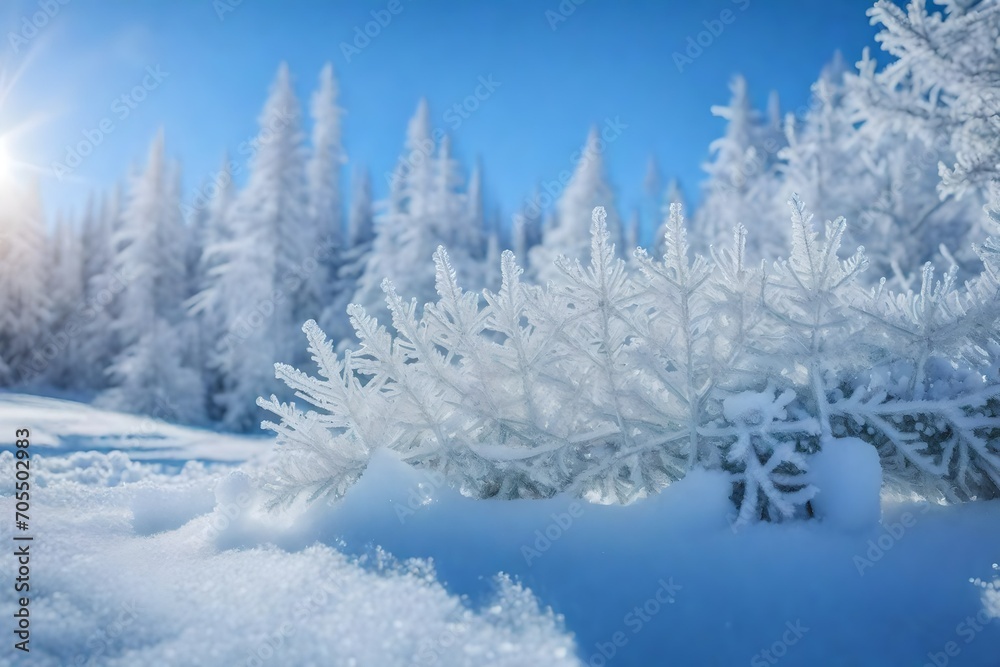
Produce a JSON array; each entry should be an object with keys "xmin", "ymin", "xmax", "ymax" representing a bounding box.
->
[
  {"xmin": 262, "ymin": 202, "xmax": 1000, "ymax": 522},
  {"xmin": 857, "ymin": 0, "xmax": 1000, "ymax": 200}
]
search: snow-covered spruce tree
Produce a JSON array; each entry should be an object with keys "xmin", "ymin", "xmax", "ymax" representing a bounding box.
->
[
  {"xmin": 847, "ymin": 0, "xmax": 997, "ymax": 278},
  {"xmin": 204, "ymin": 63, "xmax": 315, "ymax": 431},
  {"xmin": 78, "ymin": 188, "xmax": 120, "ymax": 388},
  {"xmin": 354, "ymin": 100, "xmax": 482, "ymax": 323},
  {"xmin": 259, "ymin": 202, "xmax": 1000, "ymax": 518},
  {"xmin": 512, "ymin": 189, "xmax": 544, "ymax": 277},
  {"xmin": 779, "ymin": 53, "xmax": 867, "ymax": 240},
  {"xmin": 44, "ymin": 213, "xmax": 85, "ymax": 388},
  {"xmin": 467, "ymin": 158, "xmax": 486, "ymax": 256},
  {"xmin": 856, "ymin": 0, "xmax": 1000, "ymax": 202},
  {"xmin": 0, "ymin": 181, "xmax": 52, "ymax": 384},
  {"xmin": 320, "ymin": 166, "xmax": 375, "ymax": 344},
  {"xmin": 530, "ymin": 127, "xmax": 623, "ymax": 283},
  {"xmin": 304, "ymin": 62, "xmax": 346, "ymax": 324},
  {"xmin": 695, "ymin": 75, "xmax": 785, "ymax": 260},
  {"xmin": 99, "ymin": 131, "xmax": 204, "ymax": 422},
  {"xmin": 187, "ymin": 154, "xmax": 237, "ymax": 421}
]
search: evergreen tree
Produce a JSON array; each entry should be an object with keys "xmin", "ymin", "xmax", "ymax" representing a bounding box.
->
[
  {"xmin": 355, "ymin": 101, "xmax": 481, "ymax": 321},
  {"xmin": 695, "ymin": 75, "xmax": 783, "ymax": 259},
  {"xmin": 187, "ymin": 155, "xmax": 237, "ymax": 418},
  {"xmin": 99, "ymin": 131, "xmax": 204, "ymax": 422},
  {"xmin": 321, "ymin": 166, "xmax": 375, "ymax": 344},
  {"xmin": 208, "ymin": 63, "xmax": 310, "ymax": 430},
  {"xmin": 0, "ymin": 181, "xmax": 52, "ymax": 384},
  {"xmin": 305, "ymin": 62, "xmax": 346, "ymax": 323},
  {"xmin": 513, "ymin": 187, "xmax": 544, "ymax": 274},
  {"xmin": 531, "ymin": 127, "xmax": 622, "ymax": 282},
  {"xmin": 45, "ymin": 213, "xmax": 85, "ymax": 388},
  {"xmin": 78, "ymin": 188, "xmax": 120, "ymax": 388}
]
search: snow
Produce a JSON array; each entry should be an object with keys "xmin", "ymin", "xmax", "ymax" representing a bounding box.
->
[
  {"xmin": 0, "ymin": 391, "xmax": 270, "ymax": 464},
  {"xmin": 810, "ymin": 436, "xmax": 883, "ymax": 531},
  {"xmin": 2, "ymin": 394, "xmax": 999, "ymax": 665},
  {"xmin": 0, "ymin": 396, "xmax": 576, "ymax": 666}
]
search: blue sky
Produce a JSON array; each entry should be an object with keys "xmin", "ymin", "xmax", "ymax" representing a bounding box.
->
[{"xmin": 2, "ymin": 0, "xmax": 885, "ymax": 241}]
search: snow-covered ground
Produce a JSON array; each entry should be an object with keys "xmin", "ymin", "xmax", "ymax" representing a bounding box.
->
[{"xmin": 0, "ymin": 393, "xmax": 997, "ymax": 666}]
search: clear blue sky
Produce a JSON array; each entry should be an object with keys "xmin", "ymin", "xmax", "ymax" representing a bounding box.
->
[{"xmin": 2, "ymin": 0, "xmax": 886, "ymax": 241}]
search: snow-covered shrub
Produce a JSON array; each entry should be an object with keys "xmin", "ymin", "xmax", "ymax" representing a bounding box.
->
[{"xmin": 259, "ymin": 201, "xmax": 1000, "ymax": 522}]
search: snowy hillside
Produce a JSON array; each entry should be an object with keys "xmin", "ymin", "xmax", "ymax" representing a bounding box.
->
[{"xmin": 1, "ymin": 393, "xmax": 997, "ymax": 665}]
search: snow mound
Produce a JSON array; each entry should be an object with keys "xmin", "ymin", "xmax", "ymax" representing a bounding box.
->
[
  {"xmin": 0, "ymin": 449, "xmax": 579, "ymax": 666},
  {"xmin": 810, "ymin": 436, "xmax": 882, "ymax": 531}
]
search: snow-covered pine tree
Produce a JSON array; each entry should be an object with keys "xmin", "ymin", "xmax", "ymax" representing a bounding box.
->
[
  {"xmin": 531, "ymin": 127, "xmax": 622, "ymax": 283},
  {"xmin": 260, "ymin": 208, "xmax": 671, "ymax": 505},
  {"xmin": 512, "ymin": 189, "xmax": 544, "ymax": 275},
  {"xmin": 634, "ymin": 203, "xmax": 716, "ymax": 471},
  {"xmin": 44, "ymin": 212, "xmax": 85, "ymax": 388},
  {"xmin": 641, "ymin": 156, "xmax": 662, "ymax": 251},
  {"xmin": 304, "ymin": 62, "xmax": 345, "ymax": 324},
  {"xmin": 99, "ymin": 131, "xmax": 204, "ymax": 423},
  {"xmin": 78, "ymin": 188, "xmax": 120, "ymax": 388},
  {"xmin": 208, "ymin": 63, "xmax": 310, "ymax": 430},
  {"xmin": 467, "ymin": 158, "xmax": 486, "ymax": 255},
  {"xmin": 187, "ymin": 155, "xmax": 237, "ymax": 420},
  {"xmin": 695, "ymin": 75, "xmax": 784, "ymax": 259},
  {"xmin": 624, "ymin": 208, "xmax": 640, "ymax": 255},
  {"xmin": 355, "ymin": 102, "xmax": 481, "ymax": 322},
  {"xmin": 844, "ymin": 5, "xmax": 995, "ymax": 279},
  {"xmin": 856, "ymin": 0, "xmax": 1000, "ymax": 203},
  {"xmin": 428, "ymin": 134, "xmax": 479, "ymax": 267},
  {"xmin": 353, "ymin": 100, "xmax": 436, "ymax": 321},
  {"xmin": 321, "ymin": 166, "xmax": 375, "ymax": 344},
  {"xmin": 778, "ymin": 53, "xmax": 867, "ymax": 236},
  {"xmin": 0, "ymin": 180, "xmax": 52, "ymax": 385}
]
